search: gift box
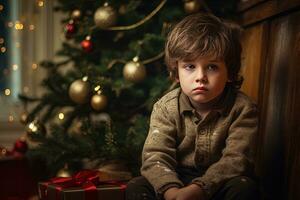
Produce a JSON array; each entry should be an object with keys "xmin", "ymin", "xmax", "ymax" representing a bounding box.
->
[{"xmin": 38, "ymin": 170, "xmax": 126, "ymax": 200}]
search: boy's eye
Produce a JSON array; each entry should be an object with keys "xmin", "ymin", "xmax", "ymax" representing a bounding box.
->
[
  {"xmin": 184, "ymin": 64, "xmax": 195, "ymax": 70},
  {"xmin": 207, "ymin": 64, "xmax": 218, "ymax": 71}
]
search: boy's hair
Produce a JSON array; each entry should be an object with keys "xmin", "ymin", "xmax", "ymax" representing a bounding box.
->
[{"xmin": 165, "ymin": 13, "xmax": 243, "ymax": 89}]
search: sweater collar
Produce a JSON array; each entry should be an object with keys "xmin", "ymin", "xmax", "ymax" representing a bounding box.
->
[{"xmin": 179, "ymin": 85, "xmax": 236, "ymax": 116}]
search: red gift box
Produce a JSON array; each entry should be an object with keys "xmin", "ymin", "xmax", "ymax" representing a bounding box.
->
[{"xmin": 38, "ymin": 170, "xmax": 126, "ymax": 200}]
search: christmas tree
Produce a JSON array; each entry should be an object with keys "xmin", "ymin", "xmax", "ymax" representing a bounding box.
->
[{"xmin": 19, "ymin": 0, "xmax": 237, "ymax": 178}]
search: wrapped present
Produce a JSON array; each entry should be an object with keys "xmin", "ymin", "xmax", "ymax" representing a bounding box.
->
[{"xmin": 38, "ymin": 170, "xmax": 126, "ymax": 200}]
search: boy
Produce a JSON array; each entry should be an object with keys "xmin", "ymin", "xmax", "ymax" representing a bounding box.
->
[{"xmin": 126, "ymin": 13, "xmax": 259, "ymax": 200}]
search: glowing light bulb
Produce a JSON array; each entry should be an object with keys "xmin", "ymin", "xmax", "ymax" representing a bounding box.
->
[{"xmin": 4, "ymin": 89, "xmax": 11, "ymax": 96}]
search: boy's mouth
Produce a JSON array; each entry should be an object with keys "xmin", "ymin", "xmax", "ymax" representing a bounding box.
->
[{"xmin": 193, "ymin": 86, "xmax": 208, "ymax": 92}]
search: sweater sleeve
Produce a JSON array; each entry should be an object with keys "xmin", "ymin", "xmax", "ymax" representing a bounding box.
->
[
  {"xmin": 192, "ymin": 104, "xmax": 258, "ymax": 199},
  {"xmin": 141, "ymin": 101, "xmax": 184, "ymax": 195}
]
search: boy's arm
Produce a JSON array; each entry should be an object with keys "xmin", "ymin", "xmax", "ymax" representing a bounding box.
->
[
  {"xmin": 192, "ymin": 103, "xmax": 258, "ymax": 199},
  {"xmin": 141, "ymin": 102, "xmax": 184, "ymax": 196}
]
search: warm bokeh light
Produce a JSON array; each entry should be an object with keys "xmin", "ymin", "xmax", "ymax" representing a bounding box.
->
[
  {"xmin": 1, "ymin": 47, "xmax": 6, "ymax": 53},
  {"xmin": 0, "ymin": 5, "xmax": 4, "ymax": 11},
  {"xmin": 94, "ymin": 85, "xmax": 101, "ymax": 91},
  {"xmin": 0, "ymin": 38, "xmax": 4, "ymax": 44},
  {"xmin": 15, "ymin": 21, "xmax": 24, "ymax": 30},
  {"xmin": 7, "ymin": 22, "xmax": 14, "ymax": 27},
  {"xmin": 29, "ymin": 24, "xmax": 35, "ymax": 30},
  {"xmin": 37, "ymin": 0, "xmax": 44, "ymax": 7},
  {"xmin": 32, "ymin": 63, "xmax": 38, "ymax": 70},
  {"xmin": 4, "ymin": 89, "xmax": 11, "ymax": 96},
  {"xmin": 12, "ymin": 64, "xmax": 18, "ymax": 71},
  {"xmin": 8, "ymin": 115, "xmax": 14, "ymax": 122},
  {"xmin": 58, "ymin": 113, "xmax": 65, "ymax": 120}
]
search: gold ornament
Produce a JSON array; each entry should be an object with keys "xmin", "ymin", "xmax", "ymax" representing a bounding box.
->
[
  {"xmin": 71, "ymin": 9, "xmax": 81, "ymax": 19},
  {"xmin": 184, "ymin": 0, "xmax": 202, "ymax": 14},
  {"xmin": 123, "ymin": 57, "xmax": 146, "ymax": 83},
  {"xmin": 69, "ymin": 79, "xmax": 90, "ymax": 104},
  {"xmin": 91, "ymin": 93, "xmax": 108, "ymax": 111},
  {"xmin": 94, "ymin": 3, "xmax": 117, "ymax": 28},
  {"xmin": 56, "ymin": 164, "xmax": 72, "ymax": 177}
]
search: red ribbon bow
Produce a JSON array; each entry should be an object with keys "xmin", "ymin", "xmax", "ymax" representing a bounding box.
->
[{"xmin": 40, "ymin": 170, "xmax": 99, "ymax": 200}]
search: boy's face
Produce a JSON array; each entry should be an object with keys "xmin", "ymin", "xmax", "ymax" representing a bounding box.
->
[{"xmin": 177, "ymin": 56, "xmax": 229, "ymax": 104}]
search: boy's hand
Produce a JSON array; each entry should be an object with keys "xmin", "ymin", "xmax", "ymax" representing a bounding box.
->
[
  {"xmin": 164, "ymin": 184, "xmax": 205, "ymax": 200},
  {"xmin": 164, "ymin": 187, "xmax": 180, "ymax": 200}
]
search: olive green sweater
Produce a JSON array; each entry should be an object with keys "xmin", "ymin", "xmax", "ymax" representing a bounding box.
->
[{"xmin": 141, "ymin": 87, "xmax": 258, "ymax": 199}]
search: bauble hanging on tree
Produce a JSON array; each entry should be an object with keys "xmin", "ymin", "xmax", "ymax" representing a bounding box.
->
[
  {"xmin": 183, "ymin": 0, "xmax": 202, "ymax": 14},
  {"xmin": 91, "ymin": 93, "xmax": 108, "ymax": 111},
  {"xmin": 13, "ymin": 137, "xmax": 28, "ymax": 154},
  {"xmin": 65, "ymin": 20, "xmax": 76, "ymax": 39},
  {"xmin": 123, "ymin": 57, "xmax": 146, "ymax": 83},
  {"xmin": 81, "ymin": 36, "xmax": 93, "ymax": 52},
  {"xmin": 94, "ymin": 3, "xmax": 117, "ymax": 29},
  {"xmin": 69, "ymin": 77, "xmax": 91, "ymax": 104},
  {"xmin": 56, "ymin": 164, "xmax": 72, "ymax": 177}
]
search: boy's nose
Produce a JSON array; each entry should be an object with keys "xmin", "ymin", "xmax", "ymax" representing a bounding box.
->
[{"xmin": 195, "ymin": 68, "xmax": 208, "ymax": 83}]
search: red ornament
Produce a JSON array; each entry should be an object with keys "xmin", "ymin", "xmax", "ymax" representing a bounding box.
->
[
  {"xmin": 81, "ymin": 38, "xmax": 93, "ymax": 52},
  {"xmin": 65, "ymin": 21, "xmax": 76, "ymax": 39},
  {"xmin": 13, "ymin": 139, "xmax": 28, "ymax": 154}
]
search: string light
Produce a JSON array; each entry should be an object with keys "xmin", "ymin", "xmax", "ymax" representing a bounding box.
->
[
  {"xmin": 12, "ymin": 64, "xmax": 18, "ymax": 71},
  {"xmin": 32, "ymin": 63, "xmax": 38, "ymax": 70},
  {"xmin": 1, "ymin": 47, "xmax": 6, "ymax": 53},
  {"xmin": 37, "ymin": 0, "xmax": 44, "ymax": 7},
  {"xmin": 28, "ymin": 122, "xmax": 38, "ymax": 132},
  {"xmin": 4, "ymin": 89, "xmax": 11, "ymax": 96},
  {"xmin": 0, "ymin": 4, "xmax": 4, "ymax": 11},
  {"xmin": 15, "ymin": 21, "xmax": 24, "ymax": 30},
  {"xmin": 58, "ymin": 113, "xmax": 65, "ymax": 120},
  {"xmin": 7, "ymin": 22, "xmax": 13, "ymax": 28},
  {"xmin": 0, "ymin": 38, "xmax": 4, "ymax": 44},
  {"xmin": 29, "ymin": 24, "xmax": 35, "ymax": 31},
  {"xmin": 8, "ymin": 115, "xmax": 14, "ymax": 122}
]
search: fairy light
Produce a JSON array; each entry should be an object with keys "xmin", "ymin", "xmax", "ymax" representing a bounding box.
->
[
  {"xmin": 0, "ymin": 38, "xmax": 4, "ymax": 44},
  {"xmin": 32, "ymin": 63, "xmax": 38, "ymax": 70},
  {"xmin": 29, "ymin": 24, "xmax": 35, "ymax": 31},
  {"xmin": 7, "ymin": 22, "xmax": 14, "ymax": 27},
  {"xmin": 15, "ymin": 21, "xmax": 24, "ymax": 30},
  {"xmin": 58, "ymin": 113, "xmax": 65, "ymax": 120},
  {"xmin": 28, "ymin": 122, "xmax": 38, "ymax": 132},
  {"xmin": 94, "ymin": 85, "xmax": 101, "ymax": 91},
  {"xmin": 12, "ymin": 64, "xmax": 18, "ymax": 71},
  {"xmin": 1, "ymin": 47, "xmax": 6, "ymax": 53},
  {"xmin": 8, "ymin": 115, "xmax": 14, "ymax": 122},
  {"xmin": 4, "ymin": 89, "xmax": 11, "ymax": 96},
  {"xmin": 37, "ymin": 0, "xmax": 44, "ymax": 7},
  {"xmin": 0, "ymin": 4, "xmax": 4, "ymax": 11}
]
